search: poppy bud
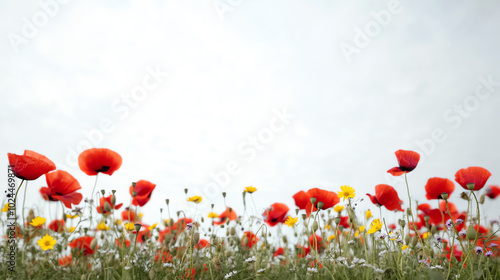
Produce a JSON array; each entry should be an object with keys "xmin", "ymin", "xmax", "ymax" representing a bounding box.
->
[
  {"xmin": 90, "ymin": 238, "xmax": 98, "ymax": 251},
  {"xmin": 132, "ymin": 191, "xmax": 137, "ymax": 198},
  {"xmin": 479, "ymin": 194, "xmax": 486, "ymax": 204},
  {"xmin": 201, "ymin": 217, "xmax": 204, "ymax": 223},
  {"xmin": 104, "ymin": 202, "xmax": 112, "ymax": 213},
  {"xmin": 295, "ymin": 209, "xmax": 299, "ymax": 215},
  {"xmin": 111, "ymin": 195, "xmax": 116, "ymax": 206},
  {"xmin": 398, "ymin": 219, "xmax": 406, "ymax": 228},
  {"xmin": 310, "ymin": 197, "xmax": 317, "ymax": 204},
  {"xmin": 302, "ymin": 214, "xmax": 307, "ymax": 220},
  {"xmin": 406, "ymin": 208, "xmax": 412, "ymax": 216},
  {"xmin": 230, "ymin": 227, "xmax": 236, "ymax": 236},
  {"xmin": 405, "ymin": 234, "xmax": 410, "ymax": 244},
  {"xmin": 316, "ymin": 202, "xmax": 324, "ymax": 210},
  {"xmin": 431, "ymin": 225, "xmax": 437, "ymax": 235},
  {"xmin": 220, "ymin": 224, "xmax": 225, "ymax": 229},
  {"xmin": 242, "ymin": 235, "xmax": 248, "ymax": 245},
  {"xmin": 467, "ymin": 183, "xmax": 475, "ymax": 191},
  {"xmin": 294, "ymin": 232, "xmax": 298, "ymax": 237},
  {"xmin": 149, "ymin": 270, "xmax": 155, "ymax": 280},
  {"xmin": 440, "ymin": 193, "xmax": 448, "ymax": 200},
  {"xmin": 411, "ymin": 236, "xmax": 418, "ymax": 247},
  {"xmin": 165, "ymin": 199, "xmax": 169, "ymax": 205},
  {"xmin": 63, "ymin": 213, "xmax": 67, "ymax": 222},
  {"xmin": 225, "ymin": 250, "xmax": 232, "ymax": 258},
  {"xmin": 283, "ymin": 236, "xmax": 288, "ymax": 243},
  {"xmin": 460, "ymin": 192, "xmax": 469, "ymax": 200},
  {"xmin": 100, "ymin": 232, "xmax": 105, "ymax": 240},
  {"xmin": 194, "ymin": 232, "xmax": 200, "ymax": 244},
  {"xmin": 424, "ymin": 215, "xmax": 430, "ymax": 223},
  {"xmin": 268, "ymin": 232, "xmax": 272, "ymax": 237},
  {"xmin": 84, "ymin": 227, "xmax": 89, "ymax": 235},
  {"xmin": 466, "ymin": 226, "xmax": 477, "ymax": 240},
  {"xmin": 101, "ymin": 189, "xmax": 105, "ymax": 195}
]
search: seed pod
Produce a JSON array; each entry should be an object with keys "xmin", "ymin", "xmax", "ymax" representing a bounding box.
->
[
  {"xmin": 194, "ymin": 232, "xmax": 200, "ymax": 244},
  {"xmin": 90, "ymin": 238, "xmax": 98, "ymax": 250},
  {"xmin": 111, "ymin": 195, "xmax": 116, "ymax": 205},
  {"xmin": 431, "ymin": 225, "xmax": 437, "ymax": 235},
  {"xmin": 312, "ymin": 221, "xmax": 319, "ymax": 232},
  {"xmin": 283, "ymin": 236, "xmax": 288, "ymax": 243},
  {"xmin": 230, "ymin": 227, "xmax": 236, "ymax": 236},
  {"xmin": 104, "ymin": 202, "xmax": 112, "ymax": 213},
  {"xmin": 398, "ymin": 219, "xmax": 406, "ymax": 228},
  {"xmin": 479, "ymin": 194, "xmax": 486, "ymax": 204},
  {"xmin": 406, "ymin": 208, "xmax": 412, "ymax": 216},
  {"xmin": 411, "ymin": 236, "xmax": 418, "ymax": 247},
  {"xmin": 225, "ymin": 250, "xmax": 232, "ymax": 258},
  {"xmin": 466, "ymin": 225, "xmax": 477, "ymax": 240},
  {"xmin": 316, "ymin": 202, "xmax": 324, "ymax": 210}
]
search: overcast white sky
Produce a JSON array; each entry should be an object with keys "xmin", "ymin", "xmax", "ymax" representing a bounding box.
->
[{"xmin": 1, "ymin": 1, "xmax": 500, "ymax": 226}]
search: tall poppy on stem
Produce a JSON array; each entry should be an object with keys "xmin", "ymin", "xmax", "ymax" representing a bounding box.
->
[
  {"xmin": 263, "ymin": 203, "xmax": 289, "ymax": 226},
  {"xmin": 425, "ymin": 177, "xmax": 455, "ymax": 200},
  {"xmin": 78, "ymin": 148, "xmax": 122, "ymax": 176},
  {"xmin": 97, "ymin": 195, "xmax": 123, "ymax": 215},
  {"xmin": 293, "ymin": 188, "xmax": 340, "ymax": 217},
  {"xmin": 69, "ymin": 236, "xmax": 97, "ymax": 256},
  {"xmin": 486, "ymin": 185, "xmax": 500, "ymax": 199},
  {"xmin": 8, "ymin": 150, "xmax": 56, "ymax": 180},
  {"xmin": 366, "ymin": 184, "xmax": 403, "ymax": 212},
  {"xmin": 40, "ymin": 170, "xmax": 83, "ymax": 208},
  {"xmin": 129, "ymin": 180, "xmax": 156, "ymax": 206},
  {"xmin": 213, "ymin": 207, "xmax": 237, "ymax": 226},
  {"xmin": 387, "ymin": 150, "xmax": 420, "ymax": 176},
  {"xmin": 455, "ymin": 166, "xmax": 491, "ymax": 191}
]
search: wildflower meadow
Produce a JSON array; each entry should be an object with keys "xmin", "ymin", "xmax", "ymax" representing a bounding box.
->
[{"xmin": 1, "ymin": 148, "xmax": 499, "ymax": 279}]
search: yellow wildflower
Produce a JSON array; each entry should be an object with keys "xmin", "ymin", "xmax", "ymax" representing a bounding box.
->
[
  {"xmin": 244, "ymin": 186, "xmax": 257, "ymax": 193},
  {"xmin": 367, "ymin": 218, "xmax": 383, "ymax": 234},
  {"xmin": 96, "ymin": 222, "xmax": 110, "ymax": 231},
  {"xmin": 207, "ymin": 212, "xmax": 219, "ymax": 218},
  {"xmin": 285, "ymin": 216, "xmax": 298, "ymax": 228},
  {"xmin": 65, "ymin": 214, "xmax": 80, "ymax": 219},
  {"xmin": 148, "ymin": 223, "xmax": 158, "ymax": 231},
  {"xmin": 66, "ymin": 226, "xmax": 76, "ymax": 233},
  {"xmin": 422, "ymin": 232, "xmax": 431, "ymax": 239},
  {"xmin": 365, "ymin": 209, "xmax": 372, "ymax": 220},
  {"xmin": 30, "ymin": 216, "xmax": 46, "ymax": 227},
  {"xmin": 124, "ymin": 222, "xmax": 135, "ymax": 231},
  {"xmin": 37, "ymin": 234, "xmax": 56, "ymax": 251},
  {"xmin": 328, "ymin": 234, "xmax": 336, "ymax": 241},
  {"xmin": 359, "ymin": 225, "xmax": 365, "ymax": 232},
  {"xmin": 338, "ymin": 185, "xmax": 356, "ymax": 201},
  {"xmin": 402, "ymin": 245, "xmax": 409, "ymax": 250},
  {"xmin": 334, "ymin": 205, "xmax": 344, "ymax": 213},
  {"xmin": 187, "ymin": 196, "xmax": 202, "ymax": 204}
]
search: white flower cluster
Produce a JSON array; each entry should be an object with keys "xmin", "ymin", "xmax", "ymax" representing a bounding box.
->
[{"xmin": 224, "ymin": 270, "xmax": 237, "ymax": 279}]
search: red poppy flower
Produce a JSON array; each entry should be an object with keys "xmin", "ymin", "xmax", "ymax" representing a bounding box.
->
[
  {"xmin": 242, "ymin": 231, "xmax": 258, "ymax": 248},
  {"xmin": 338, "ymin": 216, "xmax": 350, "ymax": 228},
  {"xmin": 58, "ymin": 255, "xmax": 72, "ymax": 267},
  {"xmin": 486, "ymin": 185, "xmax": 500, "ymax": 199},
  {"xmin": 425, "ymin": 177, "xmax": 455, "ymax": 200},
  {"xmin": 387, "ymin": 150, "xmax": 420, "ymax": 176},
  {"xmin": 129, "ymin": 180, "xmax": 156, "ymax": 206},
  {"xmin": 263, "ymin": 203, "xmax": 289, "ymax": 226},
  {"xmin": 445, "ymin": 244, "xmax": 462, "ymax": 262},
  {"xmin": 121, "ymin": 208, "xmax": 137, "ymax": 222},
  {"xmin": 388, "ymin": 223, "xmax": 397, "ymax": 231},
  {"xmin": 116, "ymin": 239, "xmax": 131, "ymax": 248},
  {"xmin": 78, "ymin": 148, "xmax": 122, "ymax": 176},
  {"xmin": 455, "ymin": 166, "xmax": 491, "ymax": 191},
  {"xmin": 97, "ymin": 195, "xmax": 123, "ymax": 215},
  {"xmin": 297, "ymin": 245, "xmax": 311, "ymax": 258},
  {"xmin": 69, "ymin": 236, "xmax": 97, "ymax": 256},
  {"xmin": 155, "ymin": 250, "xmax": 174, "ymax": 263},
  {"xmin": 8, "ymin": 150, "xmax": 56, "ymax": 180},
  {"xmin": 273, "ymin": 247, "xmax": 284, "ymax": 257},
  {"xmin": 366, "ymin": 184, "xmax": 403, "ymax": 212},
  {"xmin": 293, "ymin": 188, "xmax": 340, "ymax": 217},
  {"xmin": 41, "ymin": 170, "xmax": 83, "ymax": 208},
  {"xmin": 213, "ymin": 207, "xmax": 237, "ymax": 226},
  {"xmin": 194, "ymin": 239, "xmax": 209, "ymax": 249},
  {"xmin": 48, "ymin": 219, "xmax": 65, "ymax": 232},
  {"xmin": 309, "ymin": 234, "xmax": 327, "ymax": 253}
]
